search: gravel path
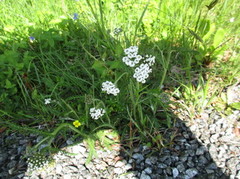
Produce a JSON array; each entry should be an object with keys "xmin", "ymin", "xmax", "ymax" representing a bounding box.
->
[{"xmin": 1, "ymin": 108, "xmax": 240, "ymax": 179}]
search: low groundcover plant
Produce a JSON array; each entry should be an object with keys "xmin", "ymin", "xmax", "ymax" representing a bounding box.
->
[{"xmin": 32, "ymin": 44, "xmax": 168, "ymax": 160}]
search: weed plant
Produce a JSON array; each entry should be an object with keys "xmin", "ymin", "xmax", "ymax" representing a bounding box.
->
[{"xmin": 0, "ymin": 0, "xmax": 239, "ymax": 159}]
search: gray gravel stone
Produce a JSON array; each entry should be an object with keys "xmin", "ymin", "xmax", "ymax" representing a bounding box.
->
[
  {"xmin": 177, "ymin": 163, "xmax": 185, "ymax": 173},
  {"xmin": 132, "ymin": 153, "xmax": 144, "ymax": 162},
  {"xmin": 140, "ymin": 172, "xmax": 151, "ymax": 179},
  {"xmin": 113, "ymin": 167, "xmax": 124, "ymax": 174},
  {"xmin": 206, "ymin": 169, "xmax": 214, "ymax": 174},
  {"xmin": 186, "ymin": 168, "xmax": 198, "ymax": 178},
  {"xmin": 158, "ymin": 163, "xmax": 167, "ymax": 169},
  {"xmin": 144, "ymin": 167, "xmax": 152, "ymax": 174},
  {"xmin": 56, "ymin": 164, "xmax": 62, "ymax": 174},
  {"xmin": 165, "ymin": 167, "xmax": 172, "ymax": 175},
  {"xmin": 210, "ymin": 134, "xmax": 219, "ymax": 143},
  {"xmin": 187, "ymin": 160, "xmax": 195, "ymax": 168},
  {"xmin": 196, "ymin": 146, "xmax": 206, "ymax": 155},
  {"xmin": 207, "ymin": 162, "xmax": 218, "ymax": 170},
  {"xmin": 172, "ymin": 168, "xmax": 179, "ymax": 178},
  {"xmin": 198, "ymin": 155, "xmax": 208, "ymax": 165},
  {"xmin": 145, "ymin": 156, "xmax": 158, "ymax": 165},
  {"xmin": 164, "ymin": 157, "xmax": 172, "ymax": 166},
  {"xmin": 115, "ymin": 161, "xmax": 125, "ymax": 168},
  {"xmin": 124, "ymin": 163, "xmax": 132, "ymax": 171},
  {"xmin": 71, "ymin": 145, "xmax": 86, "ymax": 154}
]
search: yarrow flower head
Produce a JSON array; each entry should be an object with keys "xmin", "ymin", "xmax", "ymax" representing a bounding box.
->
[
  {"xmin": 122, "ymin": 46, "xmax": 155, "ymax": 83},
  {"xmin": 90, "ymin": 108, "xmax": 105, "ymax": 120},
  {"xmin": 44, "ymin": 98, "xmax": 51, "ymax": 104},
  {"xmin": 27, "ymin": 153, "xmax": 53, "ymax": 172},
  {"xmin": 133, "ymin": 63, "xmax": 152, "ymax": 84},
  {"xmin": 102, "ymin": 81, "xmax": 120, "ymax": 96},
  {"xmin": 73, "ymin": 120, "xmax": 81, "ymax": 128},
  {"xmin": 122, "ymin": 46, "xmax": 143, "ymax": 67}
]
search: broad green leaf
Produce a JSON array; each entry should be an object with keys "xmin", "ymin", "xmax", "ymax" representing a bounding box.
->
[
  {"xmin": 203, "ymin": 23, "xmax": 216, "ymax": 41},
  {"xmin": 229, "ymin": 102, "xmax": 240, "ymax": 110},
  {"xmin": 92, "ymin": 60, "xmax": 107, "ymax": 76},
  {"xmin": 213, "ymin": 28, "xmax": 225, "ymax": 47},
  {"xmin": 16, "ymin": 63, "xmax": 24, "ymax": 70},
  {"xmin": 107, "ymin": 60, "xmax": 124, "ymax": 69},
  {"xmin": 31, "ymin": 89, "xmax": 38, "ymax": 100},
  {"xmin": 115, "ymin": 43, "xmax": 123, "ymax": 57},
  {"xmin": 0, "ymin": 50, "xmax": 19, "ymax": 66},
  {"xmin": 5, "ymin": 79, "xmax": 15, "ymax": 89}
]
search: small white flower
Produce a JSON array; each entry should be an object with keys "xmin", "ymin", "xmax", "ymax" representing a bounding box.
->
[
  {"xmin": 144, "ymin": 55, "xmax": 155, "ymax": 66},
  {"xmin": 122, "ymin": 56, "xmax": 129, "ymax": 63},
  {"xmin": 102, "ymin": 81, "xmax": 120, "ymax": 96},
  {"xmin": 44, "ymin": 98, "xmax": 51, "ymax": 104},
  {"xmin": 129, "ymin": 46, "xmax": 138, "ymax": 53},
  {"xmin": 128, "ymin": 61, "xmax": 135, "ymax": 67},
  {"xmin": 229, "ymin": 17, "xmax": 235, "ymax": 22},
  {"xmin": 89, "ymin": 107, "xmax": 105, "ymax": 120},
  {"xmin": 124, "ymin": 46, "xmax": 138, "ymax": 54}
]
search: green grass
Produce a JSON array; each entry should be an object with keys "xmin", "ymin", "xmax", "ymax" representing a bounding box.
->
[{"xmin": 0, "ymin": 0, "xmax": 239, "ymax": 156}]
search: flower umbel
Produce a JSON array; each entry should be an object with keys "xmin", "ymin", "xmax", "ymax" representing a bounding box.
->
[
  {"xmin": 90, "ymin": 108, "xmax": 105, "ymax": 120},
  {"xmin": 27, "ymin": 153, "xmax": 52, "ymax": 172},
  {"xmin": 122, "ymin": 46, "xmax": 155, "ymax": 83},
  {"xmin": 102, "ymin": 81, "xmax": 120, "ymax": 96},
  {"xmin": 122, "ymin": 46, "xmax": 142, "ymax": 67},
  {"xmin": 133, "ymin": 63, "xmax": 152, "ymax": 83},
  {"xmin": 73, "ymin": 120, "xmax": 81, "ymax": 128}
]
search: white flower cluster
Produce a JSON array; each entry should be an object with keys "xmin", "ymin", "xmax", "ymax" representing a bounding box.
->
[
  {"xmin": 123, "ymin": 46, "xmax": 156, "ymax": 83},
  {"xmin": 102, "ymin": 81, "xmax": 120, "ymax": 96},
  {"xmin": 27, "ymin": 154, "xmax": 51, "ymax": 172},
  {"xmin": 90, "ymin": 107, "xmax": 105, "ymax": 120},
  {"xmin": 133, "ymin": 64, "xmax": 152, "ymax": 83},
  {"xmin": 122, "ymin": 46, "xmax": 143, "ymax": 67},
  {"xmin": 144, "ymin": 55, "xmax": 155, "ymax": 66}
]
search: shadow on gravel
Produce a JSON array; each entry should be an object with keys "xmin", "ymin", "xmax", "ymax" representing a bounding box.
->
[
  {"xmin": 0, "ymin": 118, "xmax": 229, "ymax": 179},
  {"xmin": 118, "ymin": 118, "xmax": 229, "ymax": 179},
  {"xmin": 0, "ymin": 17, "xmax": 230, "ymax": 179}
]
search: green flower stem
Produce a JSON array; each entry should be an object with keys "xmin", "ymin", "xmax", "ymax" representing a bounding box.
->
[
  {"xmin": 128, "ymin": 79, "xmax": 147, "ymax": 143},
  {"xmin": 159, "ymin": 51, "xmax": 172, "ymax": 89},
  {"xmin": 35, "ymin": 123, "xmax": 88, "ymax": 150}
]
